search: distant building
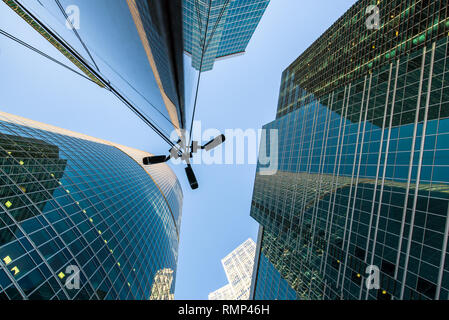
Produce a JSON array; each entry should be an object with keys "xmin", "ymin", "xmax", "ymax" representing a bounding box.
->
[
  {"xmin": 209, "ymin": 238, "xmax": 256, "ymax": 300},
  {"xmin": 183, "ymin": 0, "xmax": 270, "ymax": 71},
  {"xmin": 150, "ymin": 268, "xmax": 175, "ymax": 300},
  {"xmin": 208, "ymin": 283, "xmax": 235, "ymax": 300}
]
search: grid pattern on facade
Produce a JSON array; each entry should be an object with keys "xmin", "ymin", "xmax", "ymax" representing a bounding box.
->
[
  {"xmin": 0, "ymin": 116, "xmax": 181, "ymax": 300},
  {"xmin": 209, "ymin": 238, "xmax": 256, "ymax": 300},
  {"xmin": 145, "ymin": 163, "xmax": 183, "ymax": 234},
  {"xmin": 183, "ymin": 0, "xmax": 269, "ymax": 71},
  {"xmin": 277, "ymin": 0, "xmax": 449, "ymax": 118},
  {"xmin": 251, "ymin": 33, "xmax": 449, "ymax": 299}
]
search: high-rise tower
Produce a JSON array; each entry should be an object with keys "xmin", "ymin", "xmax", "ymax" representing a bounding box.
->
[
  {"xmin": 2, "ymin": 0, "xmax": 186, "ymax": 134},
  {"xmin": 209, "ymin": 238, "xmax": 256, "ymax": 300},
  {"xmin": 250, "ymin": 0, "xmax": 449, "ymax": 300},
  {"xmin": 183, "ymin": 0, "xmax": 270, "ymax": 71},
  {"xmin": 0, "ymin": 111, "xmax": 182, "ymax": 300}
]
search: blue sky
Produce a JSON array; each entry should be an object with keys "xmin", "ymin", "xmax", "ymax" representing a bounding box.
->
[{"xmin": 0, "ymin": 0, "xmax": 356, "ymax": 299}]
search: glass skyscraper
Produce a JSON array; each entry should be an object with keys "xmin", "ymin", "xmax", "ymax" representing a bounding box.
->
[
  {"xmin": 250, "ymin": 0, "xmax": 449, "ymax": 300},
  {"xmin": 209, "ymin": 238, "xmax": 256, "ymax": 300},
  {"xmin": 2, "ymin": 0, "xmax": 186, "ymax": 133},
  {"xmin": 183, "ymin": 0, "xmax": 270, "ymax": 71},
  {"xmin": 0, "ymin": 111, "xmax": 182, "ymax": 300},
  {"xmin": 250, "ymin": 228, "xmax": 298, "ymax": 300},
  {"xmin": 127, "ymin": 0, "xmax": 186, "ymax": 130},
  {"xmin": 150, "ymin": 268, "xmax": 176, "ymax": 300}
]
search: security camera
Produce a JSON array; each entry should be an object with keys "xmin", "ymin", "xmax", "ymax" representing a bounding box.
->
[{"xmin": 142, "ymin": 134, "xmax": 226, "ymax": 190}]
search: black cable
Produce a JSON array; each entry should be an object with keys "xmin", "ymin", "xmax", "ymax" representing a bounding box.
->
[
  {"xmin": 0, "ymin": 28, "xmax": 174, "ymax": 146},
  {"xmin": 95, "ymin": 54, "xmax": 179, "ymax": 130},
  {"xmin": 188, "ymin": 0, "xmax": 231, "ymax": 144},
  {"xmin": 0, "ymin": 28, "xmax": 95, "ymax": 84},
  {"xmin": 110, "ymin": 87, "xmax": 174, "ymax": 142},
  {"xmin": 203, "ymin": 0, "xmax": 231, "ymax": 53},
  {"xmin": 54, "ymin": 0, "xmax": 100, "ymax": 72},
  {"xmin": 13, "ymin": 0, "xmax": 176, "ymax": 148},
  {"xmin": 194, "ymin": 0, "xmax": 204, "ymax": 43},
  {"xmin": 17, "ymin": 0, "xmax": 98, "ymax": 76},
  {"xmin": 188, "ymin": 0, "xmax": 212, "ymax": 145}
]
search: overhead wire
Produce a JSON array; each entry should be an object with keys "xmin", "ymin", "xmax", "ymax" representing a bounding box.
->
[
  {"xmin": 194, "ymin": 0, "xmax": 204, "ymax": 43},
  {"xmin": 23, "ymin": 0, "xmax": 178, "ymax": 130},
  {"xmin": 203, "ymin": 0, "xmax": 231, "ymax": 53},
  {"xmin": 8, "ymin": 0, "xmax": 176, "ymax": 147},
  {"xmin": 0, "ymin": 28, "xmax": 96, "ymax": 84},
  {"xmin": 54, "ymin": 0, "xmax": 100, "ymax": 72},
  {"xmin": 188, "ymin": 0, "xmax": 212, "ymax": 145},
  {"xmin": 0, "ymin": 27, "xmax": 174, "ymax": 145},
  {"xmin": 188, "ymin": 0, "xmax": 231, "ymax": 145},
  {"xmin": 94, "ymin": 53, "xmax": 179, "ymax": 130}
]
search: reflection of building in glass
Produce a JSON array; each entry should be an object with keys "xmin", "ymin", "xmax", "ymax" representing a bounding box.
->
[
  {"xmin": 150, "ymin": 268, "xmax": 175, "ymax": 300},
  {"xmin": 250, "ymin": 227, "xmax": 297, "ymax": 301},
  {"xmin": 0, "ymin": 134, "xmax": 67, "ymax": 246},
  {"xmin": 250, "ymin": 0, "xmax": 449, "ymax": 300},
  {"xmin": 127, "ymin": 0, "xmax": 186, "ymax": 131},
  {"xmin": 0, "ymin": 112, "xmax": 182, "ymax": 300},
  {"xmin": 209, "ymin": 238, "xmax": 256, "ymax": 300},
  {"xmin": 183, "ymin": 0, "xmax": 270, "ymax": 71}
]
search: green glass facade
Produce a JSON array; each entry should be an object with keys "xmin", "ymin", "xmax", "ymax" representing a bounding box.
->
[
  {"xmin": 277, "ymin": 0, "xmax": 449, "ymax": 118},
  {"xmin": 251, "ymin": 0, "xmax": 449, "ymax": 300},
  {"xmin": 0, "ymin": 115, "xmax": 182, "ymax": 300},
  {"xmin": 250, "ymin": 227, "xmax": 298, "ymax": 300}
]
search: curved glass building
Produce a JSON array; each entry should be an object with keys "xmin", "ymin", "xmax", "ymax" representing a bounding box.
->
[{"xmin": 0, "ymin": 111, "xmax": 182, "ymax": 300}]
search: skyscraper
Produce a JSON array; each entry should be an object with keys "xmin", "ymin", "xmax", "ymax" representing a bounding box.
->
[
  {"xmin": 0, "ymin": 111, "xmax": 182, "ymax": 300},
  {"xmin": 250, "ymin": 0, "xmax": 449, "ymax": 300},
  {"xmin": 209, "ymin": 238, "xmax": 256, "ymax": 300},
  {"xmin": 127, "ymin": 0, "xmax": 186, "ymax": 131},
  {"xmin": 183, "ymin": 0, "xmax": 270, "ymax": 71},
  {"xmin": 208, "ymin": 283, "xmax": 235, "ymax": 300},
  {"xmin": 3, "ymin": 0, "xmax": 186, "ymax": 134}
]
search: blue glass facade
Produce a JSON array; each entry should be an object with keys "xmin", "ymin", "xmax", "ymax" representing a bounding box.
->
[
  {"xmin": 250, "ymin": 0, "xmax": 449, "ymax": 300},
  {"xmin": 183, "ymin": 0, "xmax": 270, "ymax": 71},
  {"xmin": 0, "ymin": 114, "xmax": 182, "ymax": 300}
]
